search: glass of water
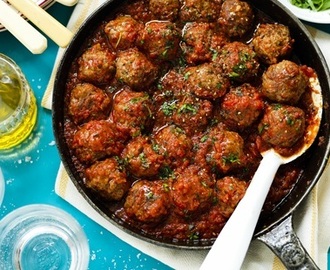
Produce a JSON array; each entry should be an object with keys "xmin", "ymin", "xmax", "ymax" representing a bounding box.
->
[{"xmin": 0, "ymin": 204, "xmax": 90, "ymax": 270}]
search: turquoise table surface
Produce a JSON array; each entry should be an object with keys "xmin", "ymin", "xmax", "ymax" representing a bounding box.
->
[
  {"xmin": 1, "ymin": 2, "xmax": 330, "ymax": 270},
  {"xmin": 0, "ymin": 3, "xmax": 171, "ymax": 270}
]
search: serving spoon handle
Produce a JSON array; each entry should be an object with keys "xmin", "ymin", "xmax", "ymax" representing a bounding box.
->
[{"xmin": 200, "ymin": 150, "xmax": 282, "ymax": 270}]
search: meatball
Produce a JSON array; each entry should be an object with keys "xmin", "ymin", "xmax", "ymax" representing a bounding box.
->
[
  {"xmin": 121, "ymin": 135, "xmax": 164, "ymax": 178},
  {"xmin": 85, "ymin": 158, "xmax": 129, "ymax": 201},
  {"xmin": 115, "ymin": 48, "xmax": 158, "ymax": 90},
  {"xmin": 68, "ymin": 83, "xmax": 111, "ymax": 125},
  {"xmin": 179, "ymin": 0, "xmax": 222, "ymax": 23},
  {"xmin": 220, "ymin": 83, "xmax": 264, "ymax": 130},
  {"xmin": 219, "ymin": 0, "xmax": 254, "ymax": 38},
  {"xmin": 215, "ymin": 176, "xmax": 247, "ymax": 218},
  {"xmin": 149, "ymin": 0, "xmax": 180, "ymax": 21},
  {"xmin": 138, "ymin": 21, "xmax": 181, "ymax": 61},
  {"xmin": 124, "ymin": 180, "xmax": 170, "ymax": 223},
  {"xmin": 258, "ymin": 104, "xmax": 306, "ymax": 148},
  {"xmin": 171, "ymin": 165, "xmax": 215, "ymax": 217},
  {"xmin": 185, "ymin": 63, "xmax": 230, "ymax": 99},
  {"xmin": 153, "ymin": 69, "xmax": 188, "ymax": 104},
  {"xmin": 193, "ymin": 205, "xmax": 227, "ymax": 239},
  {"xmin": 77, "ymin": 43, "xmax": 116, "ymax": 85},
  {"xmin": 71, "ymin": 120, "xmax": 127, "ymax": 164},
  {"xmin": 262, "ymin": 60, "xmax": 308, "ymax": 104},
  {"xmin": 153, "ymin": 125, "xmax": 193, "ymax": 168},
  {"xmin": 104, "ymin": 15, "xmax": 143, "ymax": 51},
  {"xmin": 181, "ymin": 22, "xmax": 228, "ymax": 65},
  {"xmin": 218, "ymin": 41, "xmax": 260, "ymax": 82},
  {"xmin": 157, "ymin": 94, "xmax": 213, "ymax": 136},
  {"xmin": 196, "ymin": 125, "xmax": 245, "ymax": 174},
  {"xmin": 123, "ymin": 0, "xmax": 154, "ymax": 23},
  {"xmin": 112, "ymin": 88, "xmax": 153, "ymax": 137},
  {"xmin": 252, "ymin": 23, "xmax": 294, "ymax": 65}
]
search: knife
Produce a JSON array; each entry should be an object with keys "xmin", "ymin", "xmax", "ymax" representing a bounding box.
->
[
  {"xmin": 0, "ymin": 1, "xmax": 47, "ymax": 54},
  {"xmin": 6, "ymin": 0, "xmax": 74, "ymax": 48}
]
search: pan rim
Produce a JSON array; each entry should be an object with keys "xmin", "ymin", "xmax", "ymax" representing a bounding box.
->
[{"xmin": 52, "ymin": 0, "xmax": 330, "ymax": 249}]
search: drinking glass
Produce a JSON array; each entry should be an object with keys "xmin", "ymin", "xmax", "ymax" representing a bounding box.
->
[{"xmin": 0, "ymin": 204, "xmax": 90, "ymax": 270}]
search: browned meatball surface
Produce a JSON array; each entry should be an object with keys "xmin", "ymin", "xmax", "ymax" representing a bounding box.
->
[
  {"xmin": 181, "ymin": 22, "xmax": 228, "ymax": 65},
  {"xmin": 218, "ymin": 41, "xmax": 259, "ymax": 82},
  {"xmin": 153, "ymin": 69, "xmax": 188, "ymax": 103},
  {"xmin": 85, "ymin": 158, "xmax": 130, "ymax": 201},
  {"xmin": 262, "ymin": 60, "xmax": 308, "ymax": 104},
  {"xmin": 220, "ymin": 83, "xmax": 264, "ymax": 130},
  {"xmin": 252, "ymin": 23, "xmax": 294, "ymax": 65},
  {"xmin": 72, "ymin": 120, "xmax": 127, "ymax": 164},
  {"xmin": 185, "ymin": 63, "xmax": 230, "ymax": 99},
  {"xmin": 115, "ymin": 48, "xmax": 158, "ymax": 90},
  {"xmin": 195, "ymin": 125, "xmax": 246, "ymax": 174},
  {"xmin": 111, "ymin": 88, "xmax": 153, "ymax": 136},
  {"xmin": 193, "ymin": 205, "xmax": 227, "ymax": 239},
  {"xmin": 215, "ymin": 176, "xmax": 247, "ymax": 218},
  {"xmin": 77, "ymin": 43, "xmax": 116, "ymax": 85},
  {"xmin": 179, "ymin": 0, "xmax": 222, "ymax": 23},
  {"xmin": 156, "ymin": 94, "xmax": 213, "ymax": 136},
  {"xmin": 219, "ymin": 0, "xmax": 254, "ymax": 38},
  {"xmin": 171, "ymin": 165, "xmax": 215, "ymax": 217},
  {"xmin": 149, "ymin": 0, "xmax": 180, "ymax": 21},
  {"xmin": 104, "ymin": 15, "xmax": 143, "ymax": 51},
  {"xmin": 138, "ymin": 21, "xmax": 181, "ymax": 61},
  {"xmin": 124, "ymin": 180, "xmax": 170, "ymax": 223},
  {"xmin": 258, "ymin": 104, "xmax": 306, "ymax": 148},
  {"xmin": 121, "ymin": 135, "xmax": 165, "ymax": 178},
  {"xmin": 153, "ymin": 125, "xmax": 193, "ymax": 168},
  {"xmin": 68, "ymin": 83, "xmax": 111, "ymax": 125}
]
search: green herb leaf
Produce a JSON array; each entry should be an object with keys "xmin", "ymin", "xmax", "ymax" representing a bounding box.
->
[{"xmin": 290, "ymin": 0, "xmax": 330, "ymax": 11}]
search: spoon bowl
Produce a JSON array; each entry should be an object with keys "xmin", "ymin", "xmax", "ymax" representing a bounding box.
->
[{"xmin": 200, "ymin": 75, "xmax": 323, "ymax": 270}]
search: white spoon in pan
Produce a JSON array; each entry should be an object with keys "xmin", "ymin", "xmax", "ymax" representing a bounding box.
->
[{"xmin": 200, "ymin": 75, "xmax": 322, "ymax": 270}]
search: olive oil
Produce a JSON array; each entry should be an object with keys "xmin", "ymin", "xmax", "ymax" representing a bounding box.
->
[{"xmin": 0, "ymin": 54, "xmax": 37, "ymax": 149}]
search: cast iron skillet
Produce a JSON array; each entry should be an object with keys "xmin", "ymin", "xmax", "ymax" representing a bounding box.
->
[{"xmin": 52, "ymin": 0, "xmax": 330, "ymax": 267}]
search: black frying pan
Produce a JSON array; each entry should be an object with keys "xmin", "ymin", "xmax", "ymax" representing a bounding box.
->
[{"xmin": 52, "ymin": 0, "xmax": 330, "ymax": 268}]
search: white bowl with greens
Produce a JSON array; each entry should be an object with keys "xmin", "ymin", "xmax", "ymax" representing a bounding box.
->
[{"xmin": 278, "ymin": 0, "xmax": 330, "ymax": 23}]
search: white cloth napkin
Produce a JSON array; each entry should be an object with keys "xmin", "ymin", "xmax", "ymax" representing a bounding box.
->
[{"xmin": 42, "ymin": 1, "xmax": 330, "ymax": 269}]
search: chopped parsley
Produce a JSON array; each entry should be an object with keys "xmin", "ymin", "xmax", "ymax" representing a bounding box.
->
[
  {"xmin": 222, "ymin": 154, "xmax": 240, "ymax": 164},
  {"xmin": 159, "ymin": 166, "xmax": 175, "ymax": 179},
  {"xmin": 178, "ymin": 103, "xmax": 198, "ymax": 115},
  {"xmin": 161, "ymin": 100, "xmax": 178, "ymax": 116}
]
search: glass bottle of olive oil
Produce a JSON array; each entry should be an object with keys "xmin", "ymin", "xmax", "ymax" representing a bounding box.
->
[{"xmin": 0, "ymin": 54, "xmax": 37, "ymax": 150}]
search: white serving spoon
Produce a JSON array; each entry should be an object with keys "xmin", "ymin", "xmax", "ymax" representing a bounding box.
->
[
  {"xmin": 6, "ymin": 0, "xmax": 74, "ymax": 48},
  {"xmin": 200, "ymin": 76, "xmax": 323, "ymax": 270},
  {"xmin": 0, "ymin": 1, "xmax": 47, "ymax": 54}
]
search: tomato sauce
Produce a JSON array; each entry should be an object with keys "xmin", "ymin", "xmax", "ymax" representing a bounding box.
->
[{"xmin": 61, "ymin": 0, "xmax": 318, "ymax": 244}]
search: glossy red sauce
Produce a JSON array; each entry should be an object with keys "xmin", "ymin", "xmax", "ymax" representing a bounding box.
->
[{"xmin": 62, "ymin": 0, "xmax": 319, "ymax": 244}]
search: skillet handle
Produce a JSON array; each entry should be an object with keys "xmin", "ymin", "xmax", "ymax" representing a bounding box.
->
[{"xmin": 257, "ymin": 215, "xmax": 319, "ymax": 270}]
